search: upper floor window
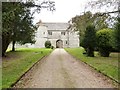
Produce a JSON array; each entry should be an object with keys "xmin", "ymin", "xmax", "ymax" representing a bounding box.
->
[
  {"xmin": 48, "ymin": 31, "xmax": 52, "ymax": 35},
  {"xmin": 61, "ymin": 32, "xmax": 65, "ymax": 35}
]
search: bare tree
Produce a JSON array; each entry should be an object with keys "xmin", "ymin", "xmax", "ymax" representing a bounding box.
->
[{"xmin": 85, "ymin": 0, "xmax": 119, "ymax": 15}]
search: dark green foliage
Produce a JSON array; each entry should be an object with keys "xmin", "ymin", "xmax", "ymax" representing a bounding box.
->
[
  {"xmin": 96, "ymin": 28, "xmax": 114, "ymax": 57},
  {"xmin": 51, "ymin": 46, "xmax": 54, "ymax": 49},
  {"xmin": 82, "ymin": 25, "xmax": 96, "ymax": 57},
  {"xmin": 2, "ymin": 1, "xmax": 55, "ymax": 56},
  {"xmin": 10, "ymin": 2, "xmax": 36, "ymax": 51},
  {"xmin": 45, "ymin": 41, "xmax": 51, "ymax": 48},
  {"xmin": 114, "ymin": 17, "xmax": 120, "ymax": 52},
  {"xmin": 71, "ymin": 11, "xmax": 109, "ymax": 46},
  {"xmin": 2, "ymin": 2, "xmax": 36, "ymax": 55}
]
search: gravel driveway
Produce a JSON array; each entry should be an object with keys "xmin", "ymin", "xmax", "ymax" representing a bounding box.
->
[{"xmin": 14, "ymin": 48, "xmax": 115, "ymax": 88}]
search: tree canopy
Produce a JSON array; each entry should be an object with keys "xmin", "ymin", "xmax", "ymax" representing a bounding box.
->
[
  {"xmin": 71, "ymin": 11, "xmax": 109, "ymax": 46},
  {"xmin": 96, "ymin": 28, "xmax": 114, "ymax": 57},
  {"xmin": 85, "ymin": 0, "xmax": 119, "ymax": 14},
  {"xmin": 82, "ymin": 25, "xmax": 96, "ymax": 57},
  {"xmin": 2, "ymin": 1, "xmax": 55, "ymax": 56},
  {"xmin": 70, "ymin": 0, "xmax": 120, "ymax": 57},
  {"xmin": 114, "ymin": 17, "xmax": 120, "ymax": 51}
]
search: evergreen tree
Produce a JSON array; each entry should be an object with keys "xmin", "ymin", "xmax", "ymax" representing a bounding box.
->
[{"xmin": 82, "ymin": 25, "xmax": 96, "ymax": 57}]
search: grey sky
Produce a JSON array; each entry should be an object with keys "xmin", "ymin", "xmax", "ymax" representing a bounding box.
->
[{"xmin": 32, "ymin": 0, "xmax": 92, "ymax": 24}]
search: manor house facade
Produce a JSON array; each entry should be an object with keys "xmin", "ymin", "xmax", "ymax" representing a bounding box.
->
[
  {"xmin": 8, "ymin": 21, "xmax": 79, "ymax": 48},
  {"xmin": 34, "ymin": 21, "xmax": 79, "ymax": 48}
]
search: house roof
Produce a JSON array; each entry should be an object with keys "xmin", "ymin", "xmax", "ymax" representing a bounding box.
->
[{"xmin": 41, "ymin": 23, "xmax": 70, "ymax": 31}]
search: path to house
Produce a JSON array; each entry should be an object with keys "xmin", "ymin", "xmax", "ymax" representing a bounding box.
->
[{"xmin": 14, "ymin": 48, "xmax": 115, "ymax": 88}]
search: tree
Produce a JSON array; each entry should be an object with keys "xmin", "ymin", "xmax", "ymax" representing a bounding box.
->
[
  {"xmin": 2, "ymin": 2, "xmax": 35, "ymax": 53},
  {"xmin": 114, "ymin": 2, "xmax": 120, "ymax": 52},
  {"xmin": 84, "ymin": 0, "xmax": 119, "ymax": 29},
  {"xmin": 72, "ymin": 12, "xmax": 93, "ymax": 36},
  {"xmin": 85, "ymin": 0, "xmax": 120, "ymax": 53},
  {"xmin": 114, "ymin": 17, "xmax": 120, "ymax": 52},
  {"xmin": 85, "ymin": 0, "xmax": 119, "ymax": 14},
  {"xmin": 96, "ymin": 28, "xmax": 114, "ymax": 57},
  {"xmin": 10, "ymin": 3, "xmax": 36, "ymax": 51},
  {"xmin": 2, "ymin": 1, "xmax": 55, "ymax": 56},
  {"xmin": 82, "ymin": 25, "xmax": 96, "ymax": 57},
  {"xmin": 2, "ymin": 2, "xmax": 14, "ymax": 56},
  {"xmin": 71, "ymin": 11, "xmax": 108, "ymax": 46}
]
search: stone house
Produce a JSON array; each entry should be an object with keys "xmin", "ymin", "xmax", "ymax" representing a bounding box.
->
[
  {"xmin": 34, "ymin": 21, "xmax": 79, "ymax": 48},
  {"xmin": 8, "ymin": 21, "xmax": 79, "ymax": 48}
]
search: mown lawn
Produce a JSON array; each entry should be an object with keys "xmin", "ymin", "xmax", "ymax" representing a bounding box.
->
[
  {"xmin": 2, "ymin": 48, "xmax": 53, "ymax": 88},
  {"xmin": 65, "ymin": 47, "xmax": 119, "ymax": 84}
]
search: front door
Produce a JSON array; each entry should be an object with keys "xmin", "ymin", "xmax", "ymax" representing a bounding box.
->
[{"xmin": 56, "ymin": 40, "xmax": 63, "ymax": 48}]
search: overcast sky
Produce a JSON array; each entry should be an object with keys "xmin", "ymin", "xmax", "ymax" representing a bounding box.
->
[{"xmin": 32, "ymin": 0, "xmax": 93, "ymax": 24}]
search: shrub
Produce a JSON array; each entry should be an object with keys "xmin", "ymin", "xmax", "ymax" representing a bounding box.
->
[
  {"xmin": 96, "ymin": 28, "xmax": 114, "ymax": 57},
  {"xmin": 45, "ymin": 40, "xmax": 51, "ymax": 48},
  {"xmin": 51, "ymin": 46, "xmax": 54, "ymax": 49},
  {"xmin": 82, "ymin": 25, "xmax": 96, "ymax": 57}
]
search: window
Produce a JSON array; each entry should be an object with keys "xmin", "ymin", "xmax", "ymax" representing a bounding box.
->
[
  {"xmin": 61, "ymin": 32, "xmax": 65, "ymax": 35},
  {"xmin": 66, "ymin": 41, "xmax": 68, "ymax": 44},
  {"xmin": 48, "ymin": 31, "xmax": 52, "ymax": 35}
]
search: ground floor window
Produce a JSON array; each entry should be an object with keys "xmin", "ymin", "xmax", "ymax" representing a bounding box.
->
[
  {"xmin": 61, "ymin": 32, "xmax": 66, "ymax": 35},
  {"xmin": 66, "ymin": 41, "xmax": 68, "ymax": 44},
  {"xmin": 48, "ymin": 31, "xmax": 52, "ymax": 35}
]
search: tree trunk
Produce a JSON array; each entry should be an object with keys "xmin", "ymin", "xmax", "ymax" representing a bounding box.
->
[
  {"xmin": 86, "ymin": 47, "xmax": 94, "ymax": 57},
  {"xmin": 2, "ymin": 32, "xmax": 11, "ymax": 57},
  {"xmin": 12, "ymin": 40, "xmax": 16, "ymax": 51}
]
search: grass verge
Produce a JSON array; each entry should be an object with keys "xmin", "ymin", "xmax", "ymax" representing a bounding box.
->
[
  {"xmin": 65, "ymin": 47, "xmax": 119, "ymax": 84},
  {"xmin": 2, "ymin": 48, "xmax": 53, "ymax": 88}
]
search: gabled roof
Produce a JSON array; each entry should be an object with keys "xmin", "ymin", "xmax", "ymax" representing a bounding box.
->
[{"xmin": 41, "ymin": 22, "xmax": 70, "ymax": 31}]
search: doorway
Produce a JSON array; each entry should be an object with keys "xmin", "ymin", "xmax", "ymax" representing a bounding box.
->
[{"xmin": 56, "ymin": 39, "xmax": 63, "ymax": 48}]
